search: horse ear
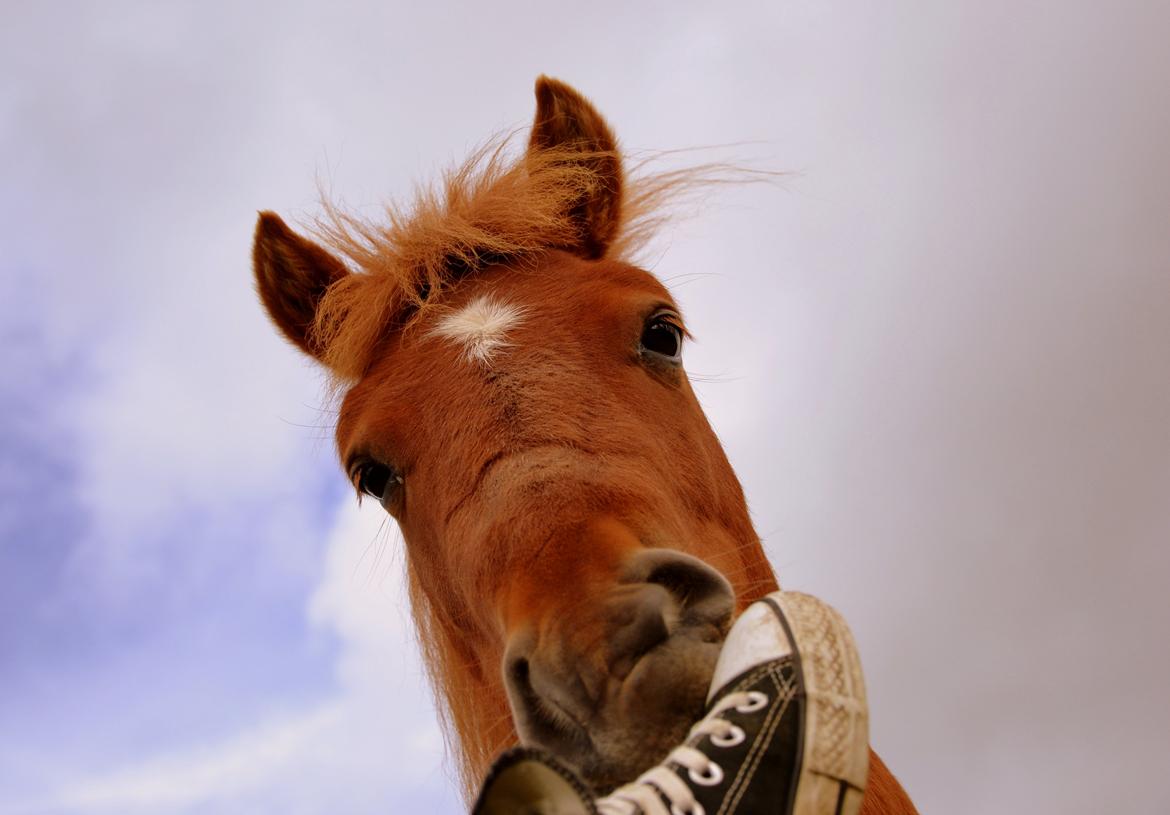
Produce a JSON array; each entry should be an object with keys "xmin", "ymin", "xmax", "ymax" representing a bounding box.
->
[
  {"xmin": 528, "ymin": 76, "xmax": 623, "ymax": 259},
  {"xmin": 252, "ymin": 211, "xmax": 348, "ymax": 360}
]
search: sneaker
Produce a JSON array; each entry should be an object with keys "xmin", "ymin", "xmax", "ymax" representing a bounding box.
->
[
  {"xmin": 471, "ymin": 745, "xmax": 601, "ymax": 815},
  {"xmin": 471, "ymin": 591, "xmax": 869, "ymax": 815}
]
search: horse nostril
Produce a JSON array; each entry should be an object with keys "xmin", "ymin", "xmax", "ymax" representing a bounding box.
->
[
  {"xmin": 623, "ymin": 549, "xmax": 735, "ymax": 630},
  {"xmin": 606, "ymin": 584, "xmax": 673, "ymax": 679},
  {"xmin": 646, "ymin": 561, "xmax": 723, "ymax": 606},
  {"xmin": 509, "ymin": 655, "xmax": 530, "ymax": 684},
  {"xmin": 502, "ymin": 633, "xmax": 537, "ymax": 705}
]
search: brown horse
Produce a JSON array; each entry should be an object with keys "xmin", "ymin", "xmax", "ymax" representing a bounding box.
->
[{"xmin": 252, "ymin": 77, "xmax": 917, "ymax": 813}]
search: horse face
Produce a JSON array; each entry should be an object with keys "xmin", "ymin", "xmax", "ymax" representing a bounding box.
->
[
  {"xmin": 253, "ymin": 77, "xmax": 777, "ymax": 794},
  {"xmin": 333, "ymin": 251, "xmax": 757, "ymax": 789}
]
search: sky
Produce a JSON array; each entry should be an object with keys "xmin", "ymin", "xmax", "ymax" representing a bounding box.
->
[{"xmin": 2, "ymin": 2, "xmax": 1169, "ymax": 813}]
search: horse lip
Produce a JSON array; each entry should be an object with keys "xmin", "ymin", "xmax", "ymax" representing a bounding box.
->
[
  {"xmin": 528, "ymin": 692, "xmax": 596, "ymax": 756},
  {"xmin": 519, "ymin": 661, "xmax": 597, "ymax": 754},
  {"xmin": 537, "ymin": 693, "xmax": 592, "ymax": 746}
]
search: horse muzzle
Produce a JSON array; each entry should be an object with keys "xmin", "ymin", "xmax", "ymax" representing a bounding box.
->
[{"xmin": 502, "ymin": 547, "xmax": 735, "ymax": 792}]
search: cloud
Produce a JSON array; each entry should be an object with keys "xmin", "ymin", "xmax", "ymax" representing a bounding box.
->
[{"xmin": 9, "ymin": 500, "xmax": 458, "ymax": 815}]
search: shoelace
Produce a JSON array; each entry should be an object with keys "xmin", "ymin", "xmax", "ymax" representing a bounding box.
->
[{"xmin": 596, "ymin": 689, "xmax": 769, "ymax": 815}]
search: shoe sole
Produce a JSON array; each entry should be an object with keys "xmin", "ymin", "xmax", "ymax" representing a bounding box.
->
[{"xmin": 765, "ymin": 592, "xmax": 869, "ymax": 815}]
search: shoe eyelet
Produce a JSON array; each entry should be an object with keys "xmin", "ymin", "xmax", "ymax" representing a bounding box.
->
[
  {"xmin": 735, "ymin": 691, "xmax": 768, "ymax": 713},
  {"xmin": 672, "ymin": 803, "xmax": 705, "ymax": 815},
  {"xmin": 710, "ymin": 724, "xmax": 745, "ymax": 748},
  {"xmin": 688, "ymin": 761, "xmax": 724, "ymax": 786}
]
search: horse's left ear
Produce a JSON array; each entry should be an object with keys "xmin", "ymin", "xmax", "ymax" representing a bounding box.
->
[
  {"xmin": 528, "ymin": 76, "xmax": 623, "ymax": 259},
  {"xmin": 252, "ymin": 211, "xmax": 349, "ymax": 361}
]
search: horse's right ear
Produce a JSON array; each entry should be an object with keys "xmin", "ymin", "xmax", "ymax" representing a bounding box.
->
[{"xmin": 252, "ymin": 211, "xmax": 348, "ymax": 360}]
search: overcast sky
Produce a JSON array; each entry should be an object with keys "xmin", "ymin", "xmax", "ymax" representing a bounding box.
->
[{"xmin": 2, "ymin": 2, "xmax": 1168, "ymax": 814}]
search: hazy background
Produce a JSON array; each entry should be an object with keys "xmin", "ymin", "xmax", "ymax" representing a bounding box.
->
[{"xmin": 3, "ymin": 2, "xmax": 1168, "ymax": 813}]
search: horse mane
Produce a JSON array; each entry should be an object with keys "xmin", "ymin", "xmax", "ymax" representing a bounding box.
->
[
  {"xmin": 310, "ymin": 133, "xmax": 736, "ymax": 383},
  {"xmin": 406, "ymin": 560, "xmax": 515, "ymax": 798}
]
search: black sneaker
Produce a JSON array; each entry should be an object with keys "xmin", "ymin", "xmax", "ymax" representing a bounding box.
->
[
  {"xmin": 472, "ymin": 745, "xmax": 601, "ymax": 815},
  {"xmin": 472, "ymin": 591, "xmax": 869, "ymax": 815}
]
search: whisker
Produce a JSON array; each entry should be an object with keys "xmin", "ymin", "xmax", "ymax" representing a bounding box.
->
[
  {"xmin": 659, "ymin": 271, "xmax": 722, "ymax": 286},
  {"xmin": 687, "ymin": 371, "xmax": 741, "ymax": 384}
]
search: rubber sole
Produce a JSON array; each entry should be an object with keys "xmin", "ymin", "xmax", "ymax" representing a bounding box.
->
[{"xmin": 765, "ymin": 592, "xmax": 869, "ymax": 815}]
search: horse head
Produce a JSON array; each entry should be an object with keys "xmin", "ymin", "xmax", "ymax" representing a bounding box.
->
[{"xmin": 251, "ymin": 77, "xmax": 911, "ymax": 813}]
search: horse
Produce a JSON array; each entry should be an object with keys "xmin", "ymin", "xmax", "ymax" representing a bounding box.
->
[{"xmin": 251, "ymin": 76, "xmax": 917, "ymax": 813}]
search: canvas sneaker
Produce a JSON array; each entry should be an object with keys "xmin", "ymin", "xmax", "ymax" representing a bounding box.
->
[{"xmin": 471, "ymin": 590, "xmax": 869, "ymax": 815}]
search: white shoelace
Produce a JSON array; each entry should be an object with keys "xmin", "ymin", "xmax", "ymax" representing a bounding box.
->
[{"xmin": 596, "ymin": 689, "xmax": 768, "ymax": 815}]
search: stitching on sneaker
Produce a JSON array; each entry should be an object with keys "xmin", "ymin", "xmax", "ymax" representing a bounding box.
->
[{"xmin": 717, "ymin": 664, "xmax": 796, "ymax": 815}]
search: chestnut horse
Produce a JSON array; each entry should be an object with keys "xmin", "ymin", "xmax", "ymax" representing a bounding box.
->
[{"xmin": 252, "ymin": 77, "xmax": 916, "ymax": 813}]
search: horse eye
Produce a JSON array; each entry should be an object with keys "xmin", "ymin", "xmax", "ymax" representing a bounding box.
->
[
  {"xmin": 640, "ymin": 316, "xmax": 683, "ymax": 361},
  {"xmin": 354, "ymin": 461, "xmax": 403, "ymax": 508}
]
